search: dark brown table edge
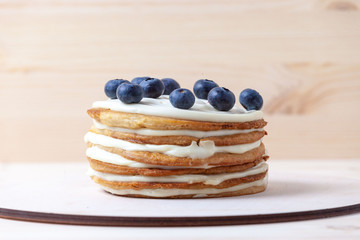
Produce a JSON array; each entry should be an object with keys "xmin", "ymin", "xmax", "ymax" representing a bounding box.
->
[{"xmin": 0, "ymin": 203, "xmax": 359, "ymax": 227}]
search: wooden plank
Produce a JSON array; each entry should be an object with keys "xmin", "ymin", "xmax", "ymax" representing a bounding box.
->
[
  {"xmin": 0, "ymin": 0, "xmax": 359, "ymax": 161},
  {"xmin": 0, "ymin": 0, "xmax": 359, "ymax": 13},
  {"xmin": 1, "ymin": 13, "xmax": 360, "ymax": 66}
]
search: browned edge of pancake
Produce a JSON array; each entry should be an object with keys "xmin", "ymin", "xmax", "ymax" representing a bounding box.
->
[
  {"xmin": 90, "ymin": 170, "xmax": 267, "ymax": 190},
  {"xmin": 88, "ymin": 157, "xmax": 266, "ymax": 176},
  {"xmin": 87, "ymin": 108, "xmax": 267, "ymax": 131},
  {"xmin": 87, "ymin": 142, "xmax": 266, "ymax": 167},
  {"xmin": 89, "ymin": 127, "xmax": 267, "ymax": 146},
  {"xmin": 105, "ymin": 185, "xmax": 266, "ymax": 199}
]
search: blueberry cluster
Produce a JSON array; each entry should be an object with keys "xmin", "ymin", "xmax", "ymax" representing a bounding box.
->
[
  {"xmin": 193, "ymin": 79, "xmax": 263, "ymax": 111},
  {"xmin": 104, "ymin": 77, "xmax": 263, "ymax": 111},
  {"xmin": 104, "ymin": 77, "xmax": 180, "ymax": 104}
]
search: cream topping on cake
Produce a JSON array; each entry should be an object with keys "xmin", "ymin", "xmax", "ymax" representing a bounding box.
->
[
  {"xmin": 84, "ymin": 132, "xmax": 262, "ymax": 159},
  {"xmin": 91, "ymin": 95, "xmax": 263, "ymax": 122}
]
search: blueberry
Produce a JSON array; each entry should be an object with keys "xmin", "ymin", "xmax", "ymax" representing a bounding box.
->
[
  {"xmin": 161, "ymin": 78, "xmax": 181, "ymax": 95},
  {"xmin": 193, "ymin": 79, "xmax": 219, "ymax": 99},
  {"xmin": 139, "ymin": 78, "xmax": 165, "ymax": 98},
  {"xmin": 104, "ymin": 79, "xmax": 130, "ymax": 99},
  {"xmin": 131, "ymin": 76, "xmax": 151, "ymax": 85},
  {"xmin": 239, "ymin": 88, "xmax": 263, "ymax": 110},
  {"xmin": 169, "ymin": 88, "xmax": 195, "ymax": 109},
  {"xmin": 208, "ymin": 87, "xmax": 235, "ymax": 111},
  {"xmin": 116, "ymin": 83, "xmax": 144, "ymax": 104}
]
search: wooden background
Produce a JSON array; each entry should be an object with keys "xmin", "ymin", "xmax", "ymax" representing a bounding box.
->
[{"xmin": 0, "ymin": 0, "xmax": 359, "ymax": 162}]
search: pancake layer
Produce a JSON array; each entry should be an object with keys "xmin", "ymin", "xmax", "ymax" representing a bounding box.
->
[{"xmin": 88, "ymin": 108, "xmax": 267, "ymax": 130}]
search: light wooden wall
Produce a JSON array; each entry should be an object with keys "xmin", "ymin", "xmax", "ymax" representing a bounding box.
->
[{"xmin": 1, "ymin": 0, "xmax": 359, "ymax": 162}]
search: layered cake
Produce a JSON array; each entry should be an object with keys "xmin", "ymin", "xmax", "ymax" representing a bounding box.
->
[{"xmin": 85, "ymin": 78, "xmax": 268, "ymax": 198}]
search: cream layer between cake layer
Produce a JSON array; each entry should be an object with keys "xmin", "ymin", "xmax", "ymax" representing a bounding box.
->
[
  {"xmin": 87, "ymin": 146, "xmax": 267, "ymax": 169},
  {"xmin": 93, "ymin": 120, "xmax": 264, "ymax": 138},
  {"xmin": 87, "ymin": 146, "xmax": 213, "ymax": 169},
  {"xmin": 84, "ymin": 132, "xmax": 262, "ymax": 159},
  {"xmin": 88, "ymin": 161, "xmax": 268, "ymax": 185},
  {"xmin": 99, "ymin": 175, "xmax": 268, "ymax": 198}
]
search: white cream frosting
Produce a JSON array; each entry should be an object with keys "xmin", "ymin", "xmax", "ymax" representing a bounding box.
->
[
  {"xmin": 99, "ymin": 174, "xmax": 268, "ymax": 198},
  {"xmin": 92, "ymin": 95, "xmax": 263, "ymax": 122},
  {"xmin": 86, "ymin": 146, "xmax": 214, "ymax": 169},
  {"xmin": 84, "ymin": 132, "xmax": 262, "ymax": 159},
  {"xmin": 93, "ymin": 120, "xmax": 263, "ymax": 138},
  {"xmin": 88, "ymin": 161, "xmax": 268, "ymax": 185},
  {"xmin": 87, "ymin": 146, "xmax": 159, "ymax": 168}
]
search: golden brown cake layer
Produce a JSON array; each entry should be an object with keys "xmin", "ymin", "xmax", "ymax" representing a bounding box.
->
[
  {"xmin": 87, "ymin": 142, "xmax": 266, "ymax": 167},
  {"xmin": 106, "ymin": 185, "xmax": 266, "ymax": 199},
  {"xmin": 90, "ymin": 171, "xmax": 267, "ymax": 190},
  {"xmin": 88, "ymin": 157, "xmax": 266, "ymax": 176},
  {"xmin": 87, "ymin": 108, "xmax": 267, "ymax": 130},
  {"xmin": 89, "ymin": 125, "xmax": 267, "ymax": 146}
]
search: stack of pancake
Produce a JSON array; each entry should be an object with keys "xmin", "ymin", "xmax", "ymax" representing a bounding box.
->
[{"xmin": 84, "ymin": 96, "xmax": 268, "ymax": 198}]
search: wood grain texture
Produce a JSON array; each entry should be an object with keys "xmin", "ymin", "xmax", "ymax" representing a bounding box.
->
[{"xmin": 0, "ymin": 0, "xmax": 359, "ymax": 162}]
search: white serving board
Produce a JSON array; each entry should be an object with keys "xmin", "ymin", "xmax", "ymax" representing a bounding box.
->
[{"xmin": 0, "ymin": 161, "xmax": 359, "ymax": 218}]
